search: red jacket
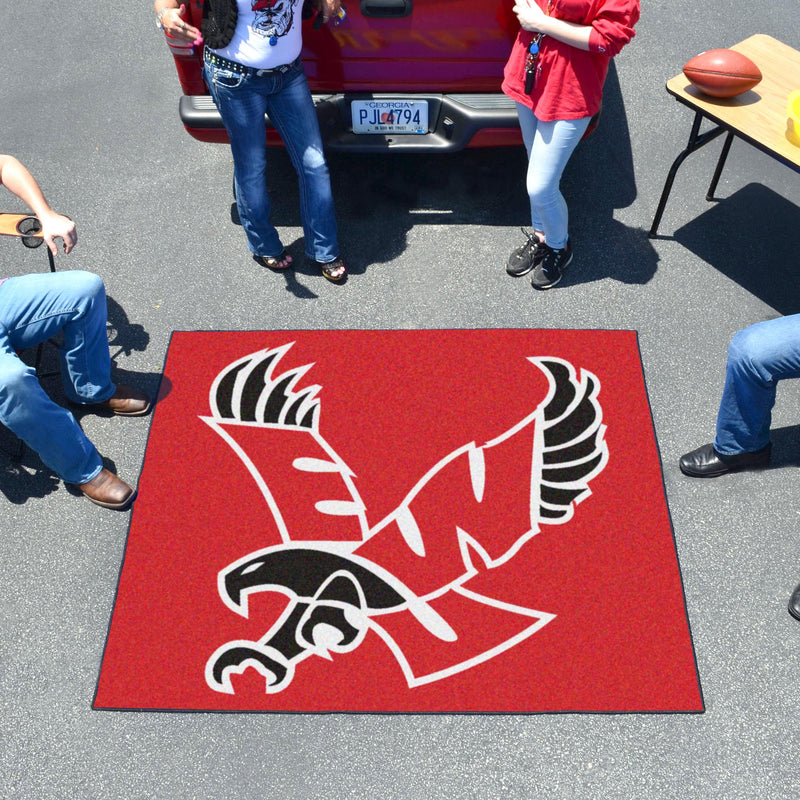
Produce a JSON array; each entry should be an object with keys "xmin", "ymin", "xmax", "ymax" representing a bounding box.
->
[{"xmin": 502, "ymin": 0, "xmax": 639, "ymax": 121}]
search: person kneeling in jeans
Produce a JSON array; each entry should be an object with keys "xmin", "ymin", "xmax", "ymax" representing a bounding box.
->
[{"xmin": 0, "ymin": 154, "xmax": 150, "ymax": 510}]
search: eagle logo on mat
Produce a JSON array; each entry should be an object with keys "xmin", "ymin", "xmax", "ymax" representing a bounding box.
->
[{"xmin": 200, "ymin": 344, "xmax": 608, "ymax": 695}]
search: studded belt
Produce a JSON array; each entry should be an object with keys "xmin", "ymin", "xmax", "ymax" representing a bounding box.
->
[{"xmin": 204, "ymin": 48, "xmax": 299, "ymax": 77}]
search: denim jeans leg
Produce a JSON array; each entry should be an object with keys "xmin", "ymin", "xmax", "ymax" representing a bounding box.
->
[
  {"xmin": 714, "ymin": 314, "xmax": 800, "ymax": 454},
  {"xmin": 205, "ymin": 63, "xmax": 285, "ymax": 258},
  {"xmin": 0, "ymin": 273, "xmax": 107, "ymax": 483},
  {"xmin": 0, "ymin": 345, "xmax": 103, "ymax": 483},
  {"xmin": 266, "ymin": 66, "xmax": 339, "ymax": 262},
  {"xmin": 0, "ymin": 271, "xmax": 115, "ymax": 404},
  {"xmin": 516, "ymin": 104, "xmax": 590, "ymax": 249}
]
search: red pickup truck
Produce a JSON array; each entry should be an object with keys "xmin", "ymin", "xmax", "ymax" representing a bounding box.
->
[{"xmin": 166, "ymin": 0, "xmax": 523, "ymax": 152}]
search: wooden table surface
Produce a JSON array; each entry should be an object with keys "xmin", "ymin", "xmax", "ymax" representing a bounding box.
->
[{"xmin": 666, "ymin": 34, "xmax": 800, "ymax": 170}]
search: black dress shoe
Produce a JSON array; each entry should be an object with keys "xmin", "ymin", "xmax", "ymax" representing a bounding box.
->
[
  {"xmin": 679, "ymin": 442, "xmax": 771, "ymax": 478},
  {"xmin": 789, "ymin": 583, "xmax": 800, "ymax": 621}
]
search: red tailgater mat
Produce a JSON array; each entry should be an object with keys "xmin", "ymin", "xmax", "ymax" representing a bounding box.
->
[{"xmin": 94, "ymin": 330, "xmax": 703, "ymax": 713}]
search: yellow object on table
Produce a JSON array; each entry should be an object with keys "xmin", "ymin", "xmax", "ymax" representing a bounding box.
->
[{"xmin": 788, "ymin": 90, "xmax": 800, "ymax": 146}]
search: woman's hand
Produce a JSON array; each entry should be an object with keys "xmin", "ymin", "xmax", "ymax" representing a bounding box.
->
[
  {"xmin": 158, "ymin": 4, "xmax": 203, "ymax": 45},
  {"xmin": 512, "ymin": 0, "xmax": 550, "ymax": 33},
  {"xmin": 513, "ymin": 0, "xmax": 593, "ymax": 50}
]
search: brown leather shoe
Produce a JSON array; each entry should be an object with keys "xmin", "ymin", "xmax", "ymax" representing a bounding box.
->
[
  {"xmin": 94, "ymin": 385, "xmax": 151, "ymax": 416},
  {"xmin": 76, "ymin": 468, "xmax": 136, "ymax": 510}
]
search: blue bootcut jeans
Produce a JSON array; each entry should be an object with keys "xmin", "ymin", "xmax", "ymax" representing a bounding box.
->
[
  {"xmin": 204, "ymin": 56, "xmax": 339, "ymax": 263},
  {"xmin": 714, "ymin": 314, "xmax": 800, "ymax": 455},
  {"xmin": 0, "ymin": 271, "xmax": 114, "ymax": 484}
]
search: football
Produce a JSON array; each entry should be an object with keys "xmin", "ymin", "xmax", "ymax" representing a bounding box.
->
[{"xmin": 683, "ymin": 49, "xmax": 762, "ymax": 98}]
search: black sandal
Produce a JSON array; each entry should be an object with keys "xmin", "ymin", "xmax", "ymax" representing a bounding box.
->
[
  {"xmin": 317, "ymin": 256, "xmax": 347, "ymax": 283},
  {"xmin": 255, "ymin": 250, "xmax": 293, "ymax": 271}
]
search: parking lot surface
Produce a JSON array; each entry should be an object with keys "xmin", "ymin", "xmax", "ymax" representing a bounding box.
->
[{"xmin": 1, "ymin": 3, "xmax": 799, "ymax": 798}]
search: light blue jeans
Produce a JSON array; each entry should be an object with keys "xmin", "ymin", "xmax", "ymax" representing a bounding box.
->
[
  {"xmin": 204, "ymin": 56, "xmax": 339, "ymax": 263},
  {"xmin": 516, "ymin": 104, "xmax": 591, "ymax": 250},
  {"xmin": 0, "ymin": 271, "xmax": 114, "ymax": 483},
  {"xmin": 714, "ymin": 314, "xmax": 800, "ymax": 455}
]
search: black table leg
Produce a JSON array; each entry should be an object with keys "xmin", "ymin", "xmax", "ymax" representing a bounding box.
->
[
  {"xmin": 649, "ymin": 112, "xmax": 728, "ymax": 238},
  {"xmin": 706, "ymin": 131, "xmax": 734, "ymax": 201}
]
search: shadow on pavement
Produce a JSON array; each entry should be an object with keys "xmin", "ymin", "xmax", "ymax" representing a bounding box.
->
[
  {"xmin": 771, "ymin": 424, "xmax": 800, "ymax": 468},
  {"xmin": 564, "ymin": 60, "xmax": 659, "ymax": 287},
  {"xmin": 674, "ymin": 183, "xmax": 800, "ymax": 316},
  {"xmin": 0, "ymin": 459, "xmax": 60, "ymax": 504}
]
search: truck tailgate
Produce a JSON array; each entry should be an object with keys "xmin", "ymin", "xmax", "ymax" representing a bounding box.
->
[{"xmin": 302, "ymin": 0, "xmax": 518, "ymax": 92}]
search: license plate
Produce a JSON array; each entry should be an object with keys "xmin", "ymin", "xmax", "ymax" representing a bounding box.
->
[{"xmin": 351, "ymin": 100, "xmax": 428, "ymax": 134}]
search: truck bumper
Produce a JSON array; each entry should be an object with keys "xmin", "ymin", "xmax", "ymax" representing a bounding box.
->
[{"xmin": 179, "ymin": 92, "xmax": 522, "ymax": 152}]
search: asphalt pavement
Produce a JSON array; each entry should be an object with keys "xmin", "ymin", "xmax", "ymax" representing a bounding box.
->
[{"xmin": 1, "ymin": 2, "xmax": 800, "ymax": 798}]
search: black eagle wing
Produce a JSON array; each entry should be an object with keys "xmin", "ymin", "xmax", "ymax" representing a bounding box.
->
[{"xmin": 530, "ymin": 358, "xmax": 609, "ymax": 526}]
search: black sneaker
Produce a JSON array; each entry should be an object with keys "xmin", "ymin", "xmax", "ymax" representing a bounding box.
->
[
  {"xmin": 531, "ymin": 239, "xmax": 573, "ymax": 290},
  {"xmin": 506, "ymin": 229, "xmax": 545, "ymax": 277}
]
